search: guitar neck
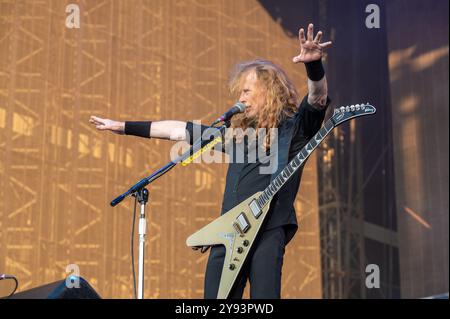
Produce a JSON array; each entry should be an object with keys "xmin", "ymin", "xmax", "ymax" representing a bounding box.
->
[{"xmin": 256, "ymin": 118, "xmax": 335, "ymax": 208}]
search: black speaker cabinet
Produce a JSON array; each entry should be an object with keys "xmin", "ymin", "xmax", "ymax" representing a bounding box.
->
[{"xmin": 9, "ymin": 276, "xmax": 101, "ymax": 299}]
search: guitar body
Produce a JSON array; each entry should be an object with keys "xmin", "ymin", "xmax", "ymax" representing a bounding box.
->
[{"xmin": 186, "ymin": 191, "xmax": 272, "ymax": 299}]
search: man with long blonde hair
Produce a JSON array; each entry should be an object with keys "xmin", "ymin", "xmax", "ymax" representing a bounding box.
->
[{"xmin": 90, "ymin": 23, "xmax": 331, "ymax": 299}]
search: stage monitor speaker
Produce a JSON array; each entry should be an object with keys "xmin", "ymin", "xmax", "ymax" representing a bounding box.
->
[{"xmin": 8, "ymin": 276, "xmax": 101, "ymax": 299}]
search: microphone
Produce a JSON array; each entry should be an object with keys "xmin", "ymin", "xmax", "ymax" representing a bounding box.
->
[{"xmin": 212, "ymin": 102, "xmax": 246, "ymax": 125}]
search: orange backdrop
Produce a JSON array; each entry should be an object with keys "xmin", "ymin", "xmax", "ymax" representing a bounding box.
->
[{"xmin": 0, "ymin": 0, "xmax": 322, "ymax": 298}]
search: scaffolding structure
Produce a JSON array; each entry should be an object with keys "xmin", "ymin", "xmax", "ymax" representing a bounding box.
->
[{"xmin": 318, "ymin": 123, "xmax": 368, "ymax": 299}]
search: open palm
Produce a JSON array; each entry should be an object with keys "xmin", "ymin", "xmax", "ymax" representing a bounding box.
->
[{"xmin": 293, "ymin": 23, "xmax": 332, "ymax": 63}]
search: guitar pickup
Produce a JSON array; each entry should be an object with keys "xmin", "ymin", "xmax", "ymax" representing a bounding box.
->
[
  {"xmin": 233, "ymin": 213, "xmax": 250, "ymax": 236},
  {"xmin": 249, "ymin": 199, "xmax": 262, "ymax": 218}
]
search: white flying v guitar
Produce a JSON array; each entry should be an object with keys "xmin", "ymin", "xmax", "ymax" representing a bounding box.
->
[{"xmin": 186, "ymin": 103, "xmax": 376, "ymax": 299}]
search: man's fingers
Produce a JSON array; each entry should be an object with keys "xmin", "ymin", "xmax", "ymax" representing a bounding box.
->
[
  {"xmin": 320, "ymin": 41, "xmax": 333, "ymax": 49},
  {"xmin": 90, "ymin": 116, "xmax": 105, "ymax": 125},
  {"xmin": 307, "ymin": 23, "xmax": 314, "ymax": 41},
  {"xmin": 314, "ymin": 31, "xmax": 323, "ymax": 43},
  {"xmin": 298, "ymin": 28, "xmax": 306, "ymax": 44},
  {"xmin": 90, "ymin": 115, "xmax": 115, "ymax": 132},
  {"xmin": 292, "ymin": 55, "xmax": 303, "ymax": 63},
  {"xmin": 95, "ymin": 124, "xmax": 108, "ymax": 130},
  {"xmin": 89, "ymin": 116, "xmax": 100, "ymax": 123}
]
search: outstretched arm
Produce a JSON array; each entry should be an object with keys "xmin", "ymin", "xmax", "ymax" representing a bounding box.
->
[
  {"xmin": 89, "ymin": 116, "xmax": 187, "ymax": 141},
  {"xmin": 292, "ymin": 23, "xmax": 332, "ymax": 110}
]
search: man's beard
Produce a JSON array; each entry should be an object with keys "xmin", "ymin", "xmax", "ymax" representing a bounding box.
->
[{"xmin": 244, "ymin": 113, "xmax": 259, "ymax": 128}]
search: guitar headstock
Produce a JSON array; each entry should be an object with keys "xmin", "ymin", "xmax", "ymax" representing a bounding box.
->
[{"xmin": 331, "ymin": 103, "xmax": 376, "ymax": 126}]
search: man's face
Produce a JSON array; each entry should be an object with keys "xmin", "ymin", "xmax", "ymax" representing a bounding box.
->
[{"xmin": 239, "ymin": 70, "xmax": 266, "ymax": 120}]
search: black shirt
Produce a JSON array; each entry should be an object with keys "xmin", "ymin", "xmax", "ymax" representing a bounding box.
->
[{"xmin": 186, "ymin": 94, "xmax": 328, "ymax": 244}]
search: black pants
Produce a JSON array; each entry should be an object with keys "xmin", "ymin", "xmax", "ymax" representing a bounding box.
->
[{"xmin": 204, "ymin": 227, "xmax": 286, "ymax": 299}]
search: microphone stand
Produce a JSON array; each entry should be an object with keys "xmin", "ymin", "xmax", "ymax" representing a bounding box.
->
[
  {"xmin": 111, "ymin": 120, "xmax": 230, "ymax": 299},
  {"xmin": 134, "ymin": 188, "xmax": 148, "ymax": 300}
]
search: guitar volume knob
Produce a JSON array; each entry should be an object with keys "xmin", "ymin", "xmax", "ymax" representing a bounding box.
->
[
  {"xmin": 237, "ymin": 247, "xmax": 244, "ymax": 254},
  {"xmin": 229, "ymin": 263, "xmax": 236, "ymax": 270},
  {"xmin": 242, "ymin": 240, "xmax": 249, "ymax": 247}
]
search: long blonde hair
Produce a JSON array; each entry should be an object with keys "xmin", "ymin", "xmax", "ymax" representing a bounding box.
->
[{"xmin": 228, "ymin": 59, "xmax": 299, "ymax": 148}]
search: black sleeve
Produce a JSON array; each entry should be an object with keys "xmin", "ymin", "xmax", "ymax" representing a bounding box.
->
[
  {"xmin": 295, "ymin": 94, "xmax": 330, "ymax": 139},
  {"xmin": 185, "ymin": 122, "xmax": 226, "ymax": 153}
]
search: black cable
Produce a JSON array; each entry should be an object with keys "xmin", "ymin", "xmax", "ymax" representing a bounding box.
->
[
  {"xmin": 0, "ymin": 275, "xmax": 18, "ymax": 298},
  {"xmin": 9, "ymin": 276, "xmax": 18, "ymax": 297},
  {"xmin": 131, "ymin": 195, "xmax": 138, "ymax": 299}
]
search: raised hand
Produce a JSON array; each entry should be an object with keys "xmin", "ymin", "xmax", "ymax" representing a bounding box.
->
[
  {"xmin": 89, "ymin": 116, "xmax": 125, "ymax": 134},
  {"xmin": 292, "ymin": 23, "xmax": 332, "ymax": 64}
]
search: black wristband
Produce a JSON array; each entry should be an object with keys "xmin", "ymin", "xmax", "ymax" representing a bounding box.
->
[
  {"xmin": 124, "ymin": 121, "xmax": 152, "ymax": 138},
  {"xmin": 305, "ymin": 59, "xmax": 325, "ymax": 81}
]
